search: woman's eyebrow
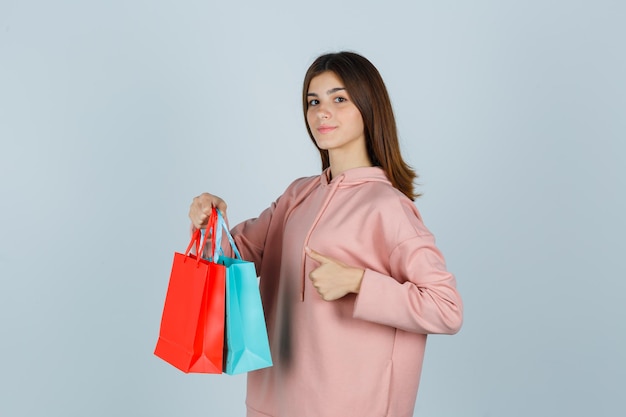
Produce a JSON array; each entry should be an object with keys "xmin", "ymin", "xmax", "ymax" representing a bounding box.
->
[{"xmin": 307, "ymin": 87, "xmax": 346, "ymax": 97}]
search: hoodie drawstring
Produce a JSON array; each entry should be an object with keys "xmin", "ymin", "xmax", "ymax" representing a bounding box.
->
[{"xmin": 299, "ymin": 175, "xmax": 345, "ymax": 301}]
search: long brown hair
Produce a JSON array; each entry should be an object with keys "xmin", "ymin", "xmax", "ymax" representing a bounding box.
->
[{"xmin": 302, "ymin": 51, "xmax": 419, "ymax": 200}]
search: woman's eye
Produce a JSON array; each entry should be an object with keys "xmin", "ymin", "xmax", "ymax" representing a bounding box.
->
[
  {"xmin": 309, "ymin": 99, "xmax": 319, "ymax": 106},
  {"xmin": 334, "ymin": 97, "xmax": 347, "ymax": 103}
]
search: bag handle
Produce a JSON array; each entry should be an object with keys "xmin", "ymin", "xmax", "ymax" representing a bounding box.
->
[
  {"xmin": 194, "ymin": 208, "xmax": 243, "ymax": 262},
  {"xmin": 216, "ymin": 210, "xmax": 242, "ymax": 260},
  {"xmin": 182, "ymin": 226, "xmax": 210, "ymax": 267},
  {"xmin": 209, "ymin": 208, "xmax": 222, "ymax": 261},
  {"xmin": 200, "ymin": 208, "xmax": 222, "ymax": 262},
  {"xmin": 183, "ymin": 209, "xmax": 221, "ymax": 265},
  {"xmin": 184, "ymin": 228, "xmax": 202, "ymax": 258}
]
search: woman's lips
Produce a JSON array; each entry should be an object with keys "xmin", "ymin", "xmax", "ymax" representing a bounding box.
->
[{"xmin": 317, "ymin": 125, "xmax": 336, "ymax": 134}]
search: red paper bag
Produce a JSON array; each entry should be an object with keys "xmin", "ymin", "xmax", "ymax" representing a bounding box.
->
[{"xmin": 154, "ymin": 212, "xmax": 225, "ymax": 373}]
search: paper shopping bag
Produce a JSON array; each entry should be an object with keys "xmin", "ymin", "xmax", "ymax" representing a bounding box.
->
[
  {"xmin": 154, "ymin": 212, "xmax": 226, "ymax": 373},
  {"xmin": 216, "ymin": 212, "xmax": 273, "ymax": 375}
]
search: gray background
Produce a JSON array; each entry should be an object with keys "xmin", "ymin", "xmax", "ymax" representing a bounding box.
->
[{"xmin": 1, "ymin": 0, "xmax": 625, "ymax": 416}]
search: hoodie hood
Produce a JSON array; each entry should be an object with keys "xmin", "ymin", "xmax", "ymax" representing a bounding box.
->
[{"xmin": 320, "ymin": 166, "xmax": 391, "ymax": 188}]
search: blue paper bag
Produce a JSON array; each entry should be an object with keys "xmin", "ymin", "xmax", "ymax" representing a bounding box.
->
[{"xmin": 214, "ymin": 212, "xmax": 273, "ymax": 375}]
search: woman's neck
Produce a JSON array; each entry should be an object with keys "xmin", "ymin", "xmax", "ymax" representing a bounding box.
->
[{"xmin": 328, "ymin": 151, "xmax": 372, "ymax": 179}]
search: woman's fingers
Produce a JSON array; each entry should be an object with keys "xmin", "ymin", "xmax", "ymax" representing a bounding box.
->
[{"xmin": 189, "ymin": 193, "xmax": 227, "ymax": 229}]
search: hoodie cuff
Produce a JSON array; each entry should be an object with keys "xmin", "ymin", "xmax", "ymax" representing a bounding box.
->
[{"xmin": 353, "ymin": 269, "xmax": 393, "ymax": 321}]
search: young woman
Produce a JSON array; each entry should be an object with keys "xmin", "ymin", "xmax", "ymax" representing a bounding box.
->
[{"xmin": 188, "ymin": 51, "xmax": 463, "ymax": 417}]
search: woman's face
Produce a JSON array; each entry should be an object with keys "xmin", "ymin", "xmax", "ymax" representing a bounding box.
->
[{"xmin": 306, "ymin": 71, "xmax": 366, "ymax": 156}]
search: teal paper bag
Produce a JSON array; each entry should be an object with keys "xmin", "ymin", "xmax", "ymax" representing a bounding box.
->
[
  {"xmin": 220, "ymin": 255, "xmax": 273, "ymax": 375},
  {"xmin": 215, "ymin": 211, "xmax": 273, "ymax": 375}
]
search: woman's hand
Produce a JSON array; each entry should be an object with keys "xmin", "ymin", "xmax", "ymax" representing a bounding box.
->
[
  {"xmin": 189, "ymin": 193, "xmax": 228, "ymax": 230},
  {"xmin": 305, "ymin": 247, "xmax": 365, "ymax": 301}
]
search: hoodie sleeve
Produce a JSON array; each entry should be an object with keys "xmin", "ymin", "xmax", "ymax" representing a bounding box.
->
[
  {"xmin": 229, "ymin": 202, "xmax": 276, "ymax": 275},
  {"xmin": 353, "ymin": 218, "xmax": 463, "ymax": 335}
]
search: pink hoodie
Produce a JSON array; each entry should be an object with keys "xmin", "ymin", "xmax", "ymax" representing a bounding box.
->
[{"xmin": 229, "ymin": 167, "xmax": 463, "ymax": 417}]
